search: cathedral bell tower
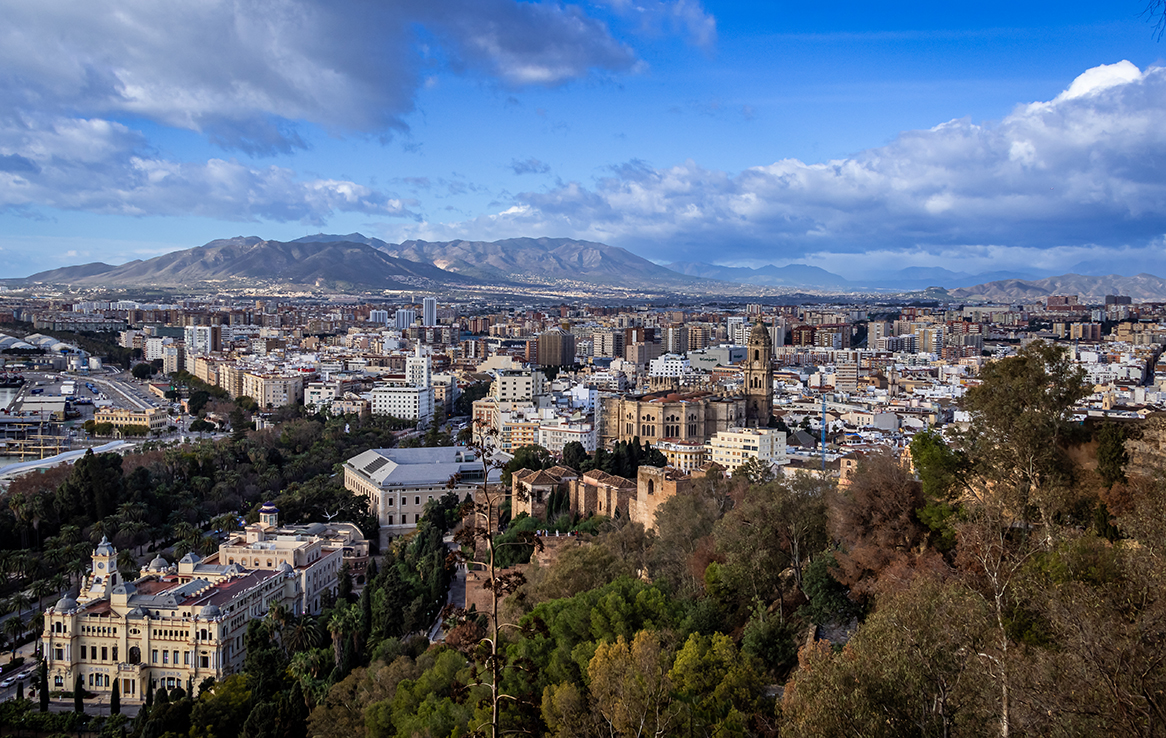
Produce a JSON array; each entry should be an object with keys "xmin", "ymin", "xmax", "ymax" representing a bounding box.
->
[{"xmin": 744, "ymin": 319, "xmax": 774, "ymax": 427}]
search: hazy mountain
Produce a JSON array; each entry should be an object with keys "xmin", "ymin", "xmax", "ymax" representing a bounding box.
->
[
  {"xmin": 666, "ymin": 261, "xmax": 851, "ymax": 288},
  {"xmin": 357, "ymin": 236, "xmax": 707, "ymax": 288},
  {"xmin": 22, "ymin": 237, "xmax": 470, "ymax": 289},
  {"xmin": 857, "ymin": 267, "xmax": 1041, "ymax": 290},
  {"xmin": 952, "ymin": 273, "xmax": 1166, "ymax": 301}
]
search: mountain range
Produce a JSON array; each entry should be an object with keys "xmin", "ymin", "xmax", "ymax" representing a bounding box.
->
[{"xmin": 13, "ymin": 233, "xmax": 1166, "ymax": 299}]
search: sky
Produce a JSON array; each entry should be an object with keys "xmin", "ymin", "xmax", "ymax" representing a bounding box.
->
[{"xmin": 1, "ymin": 0, "xmax": 1165, "ymax": 280}]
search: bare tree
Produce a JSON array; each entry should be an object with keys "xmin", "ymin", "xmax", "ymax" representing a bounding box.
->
[{"xmin": 444, "ymin": 422, "xmax": 542, "ymax": 738}]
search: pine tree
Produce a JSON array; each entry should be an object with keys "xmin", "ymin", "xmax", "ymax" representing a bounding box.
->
[
  {"xmin": 73, "ymin": 674, "xmax": 84, "ymax": 714},
  {"xmin": 38, "ymin": 660, "xmax": 48, "ymax": 712}
]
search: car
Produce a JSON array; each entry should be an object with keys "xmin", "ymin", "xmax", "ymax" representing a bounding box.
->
[{"xmin": 1, "ymin": 677, "xmax": 16, "ymax": 688}]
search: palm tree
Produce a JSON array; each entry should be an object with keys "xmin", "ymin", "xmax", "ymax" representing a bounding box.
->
[
  {"xmin": 50, "ymin": 573, "xmax": 67, "ymax": 595},
  {"xmin": 0, "ymin": 550, "xmax": 16, "ymax": 583},
  {"xmin": 9, "ymin": 592, "xmax": 32, "ymax": 620},
  {"xmin": 326, "ymin": 606, "xmax": 359, "ymax": 667},
  {"xmin": 30, "ymin": 579, "xmax": 53, "ymax": 610},
  {"xmin": 4, "ymin": 616, "xmax": 24, "ymax": 656}
]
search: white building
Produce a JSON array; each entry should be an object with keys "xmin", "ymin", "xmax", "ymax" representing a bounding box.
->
[
  {"xmin": 537, "ymin": 415, "xmax": 597, "ymax": 454},
  {"xmin": 371, "ymin": 383, "xmax": 435, "ymax": 423},
  {"xmin": 405, "ymin": 345, "xmax": 432, "ymax": 389},
  {"xmin": 422, "ymin": 297, "xmax": 437, "ymax": 327},
  {"xmin": 369, "ymin": 309, "xmax": 389, "ymax": 325},
  {"xmin": 144, "ymin": 336, "xmax": 173, "ymax": 362},
  {"xmin": 394, "ymin": 309, "xmax": 416, "ymax": 331},
  {"xmin": 343, "ymin": 447, "xmax": 502, "ymax": 542},
  {"xmin": 705, "ymin": 427, "xmax": 788, "ymax": 475}
]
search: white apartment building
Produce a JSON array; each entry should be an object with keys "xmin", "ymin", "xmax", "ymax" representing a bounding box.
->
[
  {"xmin": 490, "ymin": 368, "xmax": 545, "ymax": 402},
  {"xmin": 371, "ymin": 383, "xmax": 434, "ymax": 423},
  {"xmin": 537, "ymin": 415, "xmax": 597, "ymax": 454},
  {"xmin": 405, "ymin": 345, "xmax": 432, "ymax": 389},
  {"xmin": 241, "ymin": 373, "xmax": 305, "ymax": 409},
  {"xmin": 422, "ymin": 297, "xmax": 437, "ymax": 327},
  {"xmin": 648, "ymin": 353, "xmax": 696, "ymax": 378},
  {"xmin": 394, "ymin": 309, "xmax": 416, "ymax": 331},
  {"xmin": 705, "ymin": 427, "xmax": 788, "ymax": 475},
  {"xmin": 144, "ymin": 337, "xmax": 172, "ymax": 362}
]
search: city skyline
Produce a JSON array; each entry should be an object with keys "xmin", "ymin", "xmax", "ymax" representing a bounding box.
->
[{"xmin": 1, "ymin": 1, "xmax": 1164, "ymax": 280}]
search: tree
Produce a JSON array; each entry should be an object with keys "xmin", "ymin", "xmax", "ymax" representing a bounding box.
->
[
  {"xmin": 959, "ymin": 341, "xmax": 1091, "ymax": 534},
  {"xmin": 502, "ymin": 444, "xmax": 553, "ymax": 485},
  {"xmin": 145, "ymin": 676, "xmax": 154, "ymax": 708},
  {"xmin": 731, "ymin": 455, "xmax": 776, "ymax": 485},
  {"xmin": 110, "ymin": 678, "xmax": 120, "ymax": 715},
  {"xmin": 131, "ymin": 362, "xmax": 155, "ymax": 380},
  {"xmin": 561, "ymin": 441, "xmax": 589, "ymax": 472},
  {"xmin": 1095, "ymin": 421, "xmax": 1130, "ymax": 489},
  {"xmin": 447, "ymin": 424, "xmax": 542, "ymax": 738},
  {"xmin": 714, "ymin": 474, "xmax": 829, "ymax": 614},
  {"xmin": 38, "ymin": 660, "xmax": 48, "ymax": 712},
  {"xmin": 587, "ymin": 631, "xmax": 678, "ymax": 738},
  {"xmin": 74, "ymin": 674, "xmax": 84, "ymax": 713},
  {"xmin": 669, "ymin": 632, "xmax": 764, "ymax": 736}
]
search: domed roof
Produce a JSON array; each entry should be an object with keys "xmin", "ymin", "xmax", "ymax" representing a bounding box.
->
[
  {"xmin": 54, "ymin": 595, "xmax": 77, "ymax": 611},
  {"xmin": 199, "ymin": 604, "xmax": 221, "ymax": 618},
  {"xmin": 179, "ymin": 551, "xmax": 202, "ymax": 565},
  {"xmin": 259, "ymin": 501, "xmax": 279, "ymax": 513},
  {"xmin": 94, "ymin": 536, "xmax": 115, "ymax": 556},
  {"xmin": 148, "ymin": 555, "xmax": 168, "ymax": 571},
  {"xmin": 277, "ymin": 561, "xmax": 294, "ymax": 574}
]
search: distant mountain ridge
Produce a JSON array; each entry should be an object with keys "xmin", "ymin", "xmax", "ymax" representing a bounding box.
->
[
  {"xmin": 951, "ymin": 273, "xmax": 1166, "ymax": 301},
  {"xmin": 306, "ymin": 235, "xmax": 707, "ymax": 288},
  {"xmin": 16, "ymin": 233, "xmax": 1166, "ymax": 297},
  {"xmin": 22, "ymin": 238, "xmax": 470, "ymax": 290},
  {"xmin": 666, "ymin": 261, "xmax": 851, "ymax": 288}
]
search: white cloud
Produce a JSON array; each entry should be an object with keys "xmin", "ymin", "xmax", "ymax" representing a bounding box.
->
[
  {"xmin": 0, "ymin": 115, "xmax": 415, "ymax": 223},
  {"xmin": 404, "ymin": 61, "xmax": 1166, "ymax": 274},
  {"xmin": 0, "ymin": 0, "xmax": 703, "ymax": 154}
]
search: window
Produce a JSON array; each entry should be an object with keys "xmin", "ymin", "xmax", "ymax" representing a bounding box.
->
[
  {"xmin": 101, "ymin": 647, "xmax": 108, "ymax": 661},
  {"xmin": 91, "ymin": 646, "xmax": 97, "ymax": 660},
  {"xmin": 112, "ymin": 647, "xmax": 118, "ymax": 661},
  {"xmin": 200, "ymin": 654, "xmax": 210, "ymax": 668},
  {"xmin": 80, "ymin": 648, "xmax": 86, "ymax": 660},
  {"xmin": 54, "ymin": 676, "xmax": 64, "ymax": 687},
  {"xmin": 162, "ymin": 651, "xmax": 168, "ymax": 664},
  {"xmin": 151, "ymin": 649, "xmax": 158, "ymax": 664},
  {"xmin": 184, "ymin": 651, "xmax": 190, "ymax": 665},
  {"xmin": 54, "ymin": 648, "xmax": 64, "ymax": 661}
]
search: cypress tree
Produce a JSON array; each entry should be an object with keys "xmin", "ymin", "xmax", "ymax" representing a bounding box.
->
[
  {"xmin": 73, "ymin": 674, "xmax": 84, "ymax": 714},
  {"xmin": 110, "ymin": 679, "xmax": 120, "ymax": 715},
  {"xmin": 38, "ymin": 660, "xmax": 48, "ymax": 712},
  {"xmin": 145, "ymin": 678, "xmax": 154, "ymax": 708}
]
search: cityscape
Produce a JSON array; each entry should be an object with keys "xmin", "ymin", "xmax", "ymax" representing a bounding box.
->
[{"xmin": 0, "ymin": 1, "xmax": 1165, "ymax": 737}]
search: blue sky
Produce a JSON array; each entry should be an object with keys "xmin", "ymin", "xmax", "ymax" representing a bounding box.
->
[{"xmin": 1, "ymin": 0, "xmax": 1164, "ymax": 280}]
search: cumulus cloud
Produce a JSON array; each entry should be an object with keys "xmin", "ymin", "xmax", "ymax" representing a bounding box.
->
[
  {"xmin": 0, "ymin": 0, "xmax": 701, "ymax": 154},
  {"xmin": 411, "ymin": 61, "xmax": 1166, "ymax": 274},
  {"xmin": 0, "ymin": 116, "xmax": 415, "ymax": 224}
]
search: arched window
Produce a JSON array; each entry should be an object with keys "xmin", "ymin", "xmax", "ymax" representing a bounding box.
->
[{"xmin": 128, "ymin": 646, "xmax": 141, "ymax": 664}]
